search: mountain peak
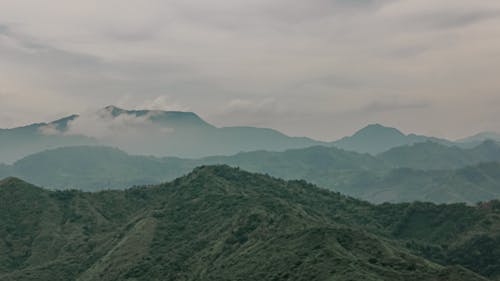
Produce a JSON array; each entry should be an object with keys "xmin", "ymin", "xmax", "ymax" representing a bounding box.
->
[
  {"xmin": 103, "ymin": 105, "xmax": 127, "ymax": 117},
  {"xmin": 474, "ymin": 139, "xmax": 500, "ymax": 150},
  {"xmin": 458, "ymin": 131, "xmax": 500, "ymax": 144},
  {"xmin": 101, "ymin": 106, "xmax": 215, "ymax": 129},
  {"xmin": 333, "ymin": 124, "xmax": 437, "ymax": 154},
  {"xmin": 0, "ymin": 177, "xmax": 35, "ymax": 188},
  {"xmin": 354, "ymin": 124, "xmax": 405, "ymax": 138}
]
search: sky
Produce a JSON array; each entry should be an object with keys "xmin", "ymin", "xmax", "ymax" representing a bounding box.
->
[{"xmin": 0, "ymin": 0, "xmax": 499, "ymax": 141}]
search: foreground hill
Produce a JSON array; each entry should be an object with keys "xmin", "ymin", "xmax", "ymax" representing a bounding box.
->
[
  {"xmin": 1, "ymin": 167, "xmax": 499, "ymax": 280},
  {"xmin": 2, "ymin": 144, "xmax": 500, "ymax": 204}
]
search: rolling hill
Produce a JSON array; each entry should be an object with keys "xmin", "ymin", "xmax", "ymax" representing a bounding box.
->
[
  {"xmin": 2, "ymin": 143, "xmax": 500, "ymax": 204},
  {"xmin": 1, "ymin": 167, "xmax": 499, "ymax": 280}
]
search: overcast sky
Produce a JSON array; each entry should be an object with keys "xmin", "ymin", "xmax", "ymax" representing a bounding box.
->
[{"xmin": 0, "ymin": 0, "xmax": 499, "ymax": 140}]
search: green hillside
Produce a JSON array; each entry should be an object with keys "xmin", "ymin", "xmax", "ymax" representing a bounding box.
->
[{"xmin": 1, "ymin": 167, "xmax": 499, "ymax": 280}]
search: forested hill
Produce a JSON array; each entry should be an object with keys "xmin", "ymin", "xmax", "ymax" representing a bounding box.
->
[{"xmin": 1, "ymin": 166, "xmax": 499, "ymax": 280}]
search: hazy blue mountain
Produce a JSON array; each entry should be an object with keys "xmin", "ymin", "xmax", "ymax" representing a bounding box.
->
[
  {"xmin": 0, "ymin": 106, "xmax": 324, "ymax": 163},
  {"xmin": 344, "ymin": 162, "xmax": 500, "ymax": 204},
  {"xmin": 457, "ymin": 132, "xmax": 500, "ymax": 148},
  {"xmin": 101, "ymin": 106, "xmax": 326, "ymax": 158},
  {"xmin": 8, "ymin": 146, "xmax": 189, "ymax": 191},
  {"xmin": 2, "ymin": 107, "xmax": 492, "ymax": 164},
  {"xmin": 1, "ymin": 167, "xmax": 498, "ymax": 280},
  {"xmin": 379, "ymin": 140, "xmax": 500, "ymax": 170},
  {"xmin": 102, "ymin": 105, "xmax": 215, "ymax": 130},
  {"xmin": 332, "ymin": 124, "xmax": 453, "ymax": 154},
  {"xmin": 0, "ymin": 116, "xmax": 98, "ymax": 164},
  {"xmin": 2, "ymin": 145, "xmax": 385, "ymax": 191},
  {"xmin": 4, "ymin": 144, "xmax": 500, "ymax": 204}
]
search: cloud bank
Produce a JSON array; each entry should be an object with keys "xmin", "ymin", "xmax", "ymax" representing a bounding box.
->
[{"xmin": 1, "ymin": 0, "xmax": 500, "ymax": 140}]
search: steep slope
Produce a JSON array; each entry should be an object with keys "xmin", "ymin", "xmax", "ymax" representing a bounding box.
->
[
  {"xmin": 379, "ymin": 141, "xmax": 500, "ymax": 170},
  {"xmin": 1, "ymin": 167, "xmax": 498, "ymax": 281},
  {"xmin": 332, "ymin": 124, "xmax": 452, "ymax": 154}
]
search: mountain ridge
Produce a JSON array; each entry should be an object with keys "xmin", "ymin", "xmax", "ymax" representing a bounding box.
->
[{"xmin": 3, "ymin": 141, "xmax": 500, "ymax": 204}]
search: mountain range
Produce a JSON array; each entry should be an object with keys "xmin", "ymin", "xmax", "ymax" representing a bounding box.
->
[
  {"xmin": 2, "ymin": 140, "xmax": 500, "ymax": 204},
  {"xmin": 1, "ymin": 166, "xmax": 499, "ymax": 280},
  {"xmin": 0, "ymin": 106, "xmax": 322, "ymax": 163},
  {"xmin": 2, "ymin": 106, "xmax": 498, "ymax": 164}
]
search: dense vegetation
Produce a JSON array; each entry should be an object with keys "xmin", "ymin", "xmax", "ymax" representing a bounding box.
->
[
  {"xmin": 2, "ymin": 142, "xmax": 500, "ymax": 204},
  {"xmin": 1, "ymin": 166, "xmax": 499, "ymax": 280}
]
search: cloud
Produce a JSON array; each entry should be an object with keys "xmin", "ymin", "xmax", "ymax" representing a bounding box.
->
[
  {"xmin": 362, "ymin": 99, "xmax": 430, "ymax": 113},
  {"xmin": 1, "ymin": 0, "xmax": 500, "ymax": 140},
  {"xmin": 117, "ymin": 95, "xmax": 190, "ymax": 112},
  {"xmin": 64, "ymin": 108, "xmax": 173, "ymax": 140},
  {"xmin": 38, "ymin": 124, "xmax": 61, "ymax": 136}
]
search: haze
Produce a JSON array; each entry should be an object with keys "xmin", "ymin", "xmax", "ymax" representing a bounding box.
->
[{"xmin": 1, "ymin": 0, "xmax": 499, "ymax": 140}]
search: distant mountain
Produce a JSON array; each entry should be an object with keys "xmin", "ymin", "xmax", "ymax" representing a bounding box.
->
[
  {"xmin": 457, "ymin": 131, "xmax": 500, "ymax": 147},
  {"xmin": 0, "ymin": 106, "xmax": 324, "ymax": 163},
  {"xmin": 5, "ymin": 146, "xmax": 188, "ymax": 191},
  {"xmin": 102, "ymin": 105, "xmax": 216, "ymax": 130},
  {"xmin": 344, "ymin": 162, "xmax": 500, "ymax": 204},
  {"xmin": 379, "ymin": 140, "xmax": 500, "ymax": 170},
  {"xmin": 332, "ymin": 124, "xmax": 452, "ymax": 154},
  {"xmin": 0, "ymin": 116, "xmax": 98, "ymax": 164},
  {"xmin": 1, "ymin": 167, "xmax": 498, "ymax": 280},
  {"xmin": 4, "ymin": 143, "xmax": 500, "ymax": 204},
  {"xmin": 1, "ymin": 145, "xmax": 385, "ymax": 192}
]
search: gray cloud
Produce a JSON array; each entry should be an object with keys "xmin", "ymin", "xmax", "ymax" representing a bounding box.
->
[
  {"xmin": 361, "ymin": 99, "xmax": 430, "ymax": 113},
  {"xmin": 0, "ymin": 0, "xmax": 499, "ymax": 140}
]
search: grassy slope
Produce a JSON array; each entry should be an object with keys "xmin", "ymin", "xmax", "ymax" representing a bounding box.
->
[{"xmin": 1, "ymin": 167, "xmax": 499, "ymax": 280}]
